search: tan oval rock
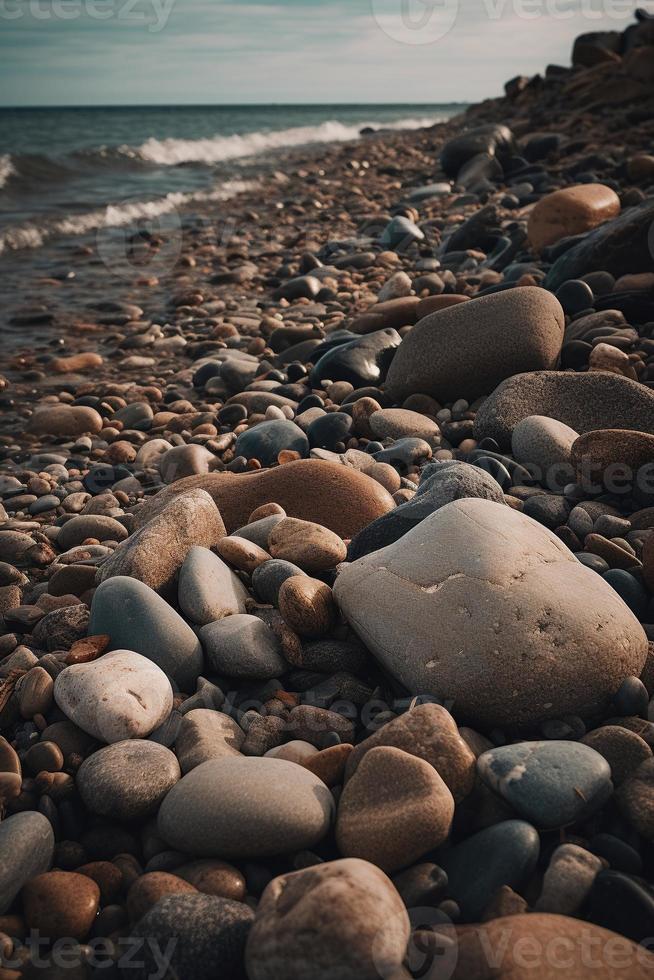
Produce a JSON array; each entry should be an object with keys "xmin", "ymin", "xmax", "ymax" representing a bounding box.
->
[
  {"xmin": 278, "ymin": 575, "xmax": 335, "ymax": 637},
  {"xmin": 27, "ymin": 405, "xmax": 103, "ymax": 437},
  {"xmin": 385, "ymin": 287, "xmax": 564, "ymax": 404},
  {"xmin": 268, "ymin": 517, "xmax": 346, "ymax": 572},
  {"xmin": 345, "ymin": 703, "xmax": 476, "ymax": 802},
  {"xmin": 336, "ymin": 746, "xmax": 454, "ymax": 872},
  {"xmin": 334, "ymin": 498, "xmax": 647, "ymax": 730},
  {"xmin": 528, "ymin": 183, "xmax": 621, "ymax": 252}
]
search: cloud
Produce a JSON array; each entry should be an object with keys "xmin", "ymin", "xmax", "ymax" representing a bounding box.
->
[{"xmin": 0, "ymin": 0, "xmax": 638, "ymax": 105}]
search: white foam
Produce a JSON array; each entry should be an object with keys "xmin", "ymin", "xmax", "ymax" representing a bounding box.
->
[
  {"xmin": 0, "ymin": 154, "xmax": 14, "ymax": 189},
  {"xmin": 0, "ymin": 179, "xmax": 255, "ymax": 255},
  {"xmin": 129, "ymin": 116, "xmax": 444, "ymax": 166}
]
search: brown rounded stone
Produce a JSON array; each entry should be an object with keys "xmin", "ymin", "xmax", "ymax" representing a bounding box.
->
[
  {"xmin": 571, "ymin": 429, "xmax": 654, "ymax": 494},
  {"xmin": 278, "ymin": 575, "xmax": 335, "ymax": 637},
  {"xmin": 17, "ymin": 667, "xmax": 53, "ymax": 719},
  {"xmin": 21, "ymin": 871, "xmax": 100, "ymax": 940},
  {"xmin": 244, "ymin": 858, "xmax": 410, "ymax": 980},
  {"xmin": 248, "ymin": 503, "xmax": 286, "ymax": 522},
  {"xmin": 528, "ymin": 183, "xmax": 621, "ymax": 252},
  {"xmin": 129, "ymin": 459, "xmax": 395, "ymax": 539},
  {"xmin": 27, "ymin": 405, "xmax": 103, "ymax": 437},
  {"xmin": 23, "ymin": 741, "xmax": 64, "ymax": 775},
  {"xmin": 126, "ymin": 872, "xmax": 197, "ymax": 923},
  {"xmin": 303, "ymin": 744, "xmax": 353, "ymax": 787},
  {"xmin": 350, "ymin": 296, "xmax": 420, "ymax": 334},
  {"xmin": 51, "ymin": 352, "xmax": 103, "ymax": 374},
  {"xmin": 268, "ymin": 518, "xmax": 346, "ymax": 573},
  {"xmin": 584, "ymin": 533, "xmax": 640, "ymax": 571},
  {"xmin": 48, "ymin": 564, "xmax": 98, "ymax": 598},
  {"xmin": 453, "ymin": 913, "xmax": 654, "ymax": 978},
  {"xmin": 345, "ymin": 704, "xmax": 476, "ymax": 803},
  {"xmin": 415, "ymin": 293, "xmax": 469, "ymax": 319},
  {"xmin": 175, "ymin": 860, "xmax": 246, "ymax": 901},
  {"xmin": 76, "ymin": 862, "xmax": 124, "ymax": 904},
  {"xmin": 216, "ymin": 536, "xmax": 271, "ymax": 574},
  {"xmin": 581, "ymin": 725, "xmax": 652, "ymax": 786},
  {"xmin": 385, "ymin": 287, "xmax": 564, "ymax": 405},
  {"xmin": 336, "ymin": 746, "xmax": 454, "ymax": 872}
]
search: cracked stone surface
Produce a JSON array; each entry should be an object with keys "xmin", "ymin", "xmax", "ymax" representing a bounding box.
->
[{"xmin": 334, "ymin": 497, "xmax": 647, "ymax": 730}]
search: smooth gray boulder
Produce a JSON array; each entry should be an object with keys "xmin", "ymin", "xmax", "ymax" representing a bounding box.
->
[
  {"xmin": 158, "ymin": 757, "xmax": 334, "ymax": 858},
  {"xmin": 89, "ymin": 576, "xmax": 203, "ymax": 690},
  {"xmin": 0, "ymin": 812, "xmax": 54, "ymax": 913},
  {"xmin": 178, "ymin": 546, "xmax": 249, "ymax": 626}
]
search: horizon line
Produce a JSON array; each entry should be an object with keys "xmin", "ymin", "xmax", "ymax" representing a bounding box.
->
[{"xmin": 0, "ymin": 100, "xmax": 471, "ymax": 111}]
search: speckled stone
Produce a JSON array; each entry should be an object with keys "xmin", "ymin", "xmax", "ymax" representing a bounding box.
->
[
  {"xmin": 477, "ymin": 740, "xmax": 613, "ymax": 829},
  {"xmin": 385, "ymin": 287, "xmax": 564, "ymax": 404},
  {"xmin": 245, "ymin": 859, "xmax": 410, "ymax": 980},
  {"xmin": 77, "ymin": 739, "xmax": 181, "ymax": 819}
]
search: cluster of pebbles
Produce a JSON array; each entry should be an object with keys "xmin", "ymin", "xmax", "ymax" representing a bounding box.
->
[{"xmin": 1, "ymin": 14, "xmax": 654, "ymax": 980}]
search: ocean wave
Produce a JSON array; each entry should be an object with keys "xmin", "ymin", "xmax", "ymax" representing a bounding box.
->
[
  {"xmin": 0, "ymin": 154, "xmax": 15, "ymax": 189},
  {"xmin": 128, "ymin": 115, "xmax": 444, "ymax": 166},
  {"xmin": 0, "ymin": 179, "xmax": 255, "ymax": 255}
]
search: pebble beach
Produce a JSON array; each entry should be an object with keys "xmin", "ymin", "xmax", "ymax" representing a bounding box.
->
[{"xmin": 1, "ymin": 11, "xmax": 654, "ymax": 979}]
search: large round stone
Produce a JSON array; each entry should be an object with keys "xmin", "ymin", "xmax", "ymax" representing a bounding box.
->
[
  {"xmin": 245, "ymin": 858, "xmax": 410, "ymax": 980},
  {"xmin": 89, "ymin": 576, "xmax": 203, "ymax": 690},
  {"xmin": 158, "ymin": 757, "xmax": 334, "ymax": 858},
  {"xmin": 128, "ymin": 459, "xmax": 394, "ymax": 539},
  {"xmin": 473, "ymin": 371, "xmax": 654, "ymax": 449},
  {"xmin": 528, "ymin": 183, "xmax": 620, "ymax": 252},
  {"xmin": 54, "ymin": 650, "xmax": 173, "ymax": 743},
  {"xmin": 385, "ymin": 287, "xmax": 564, "ymax": 404},
  {"xmin": 334, "ymin": 498, "xmax": 647, "ymax": 730}
]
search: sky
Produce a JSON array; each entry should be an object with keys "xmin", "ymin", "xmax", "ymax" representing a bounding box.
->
[{"xmin": 0, "ymin": 0, "xmax": 642, "ymax": 106}]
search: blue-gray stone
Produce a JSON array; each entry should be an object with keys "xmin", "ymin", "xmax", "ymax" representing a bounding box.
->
[
  {"xmin": 0, "ymin": 812, "xmax": 55, "ymax": 913},
  {"xmin": 89, "ymin": 576, "xmax": 203, "ymax": 690},
  {"xmin": 252, "ymin": 559, "xmax": 306, "ymax": 606},
  {"xmin": 437, "ymin": 819, "xmax": 539, "ymax": 922},
  {"xmin": 123, "ymin": 894, "xmax": 254, "ymax": 980},
  {"xmin": 477, "ymin": 740, "xmax": 612, "ymax": 829},
  {"xmin": 379, "ymin": 215, "xmax": 424, "ymax": 249},
  {"xmin": 235, "ymin": 420, "xmax": 308, "ymax": 468},
  {"xmin": 347, "ymin": 460, "xmax": 505, "ymax": 560}
]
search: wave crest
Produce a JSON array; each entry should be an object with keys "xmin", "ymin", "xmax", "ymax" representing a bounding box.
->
[{"xmin": 129, "ymin": 115, "xmax": 444, "ymax": 166}]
